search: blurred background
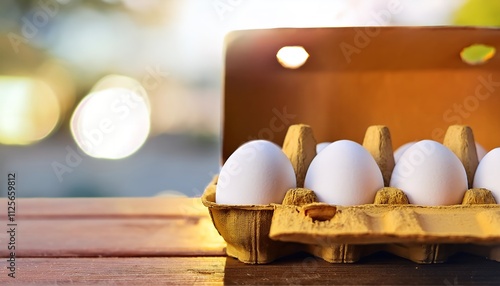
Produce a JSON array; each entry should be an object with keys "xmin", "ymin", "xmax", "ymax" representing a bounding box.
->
[{"xmin": 0, "ymin": 0, "xmax": 498, "ymax": 197}]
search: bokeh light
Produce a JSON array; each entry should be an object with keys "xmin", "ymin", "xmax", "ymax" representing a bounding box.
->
[
  {"xmin": 70, "ymin": 76, "xmax": 151, "ymax": 159},
  {"xmin": 0, "ymin": 77, "xmax": 60, "ymax": 145},
  {"xmin": 91, "ymin": 74, "xmax": 150, "ymax": 111},
  {"xmin": 276, "ymin": 46, "xmax": 309, "ymax": 69},
  {"xmin": 36, "ymin": 60, "xmax": 76, "ymax": 122}
]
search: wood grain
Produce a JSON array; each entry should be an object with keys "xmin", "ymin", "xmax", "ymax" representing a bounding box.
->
[
  {"xmin": 0, "ymin": 198, "xmax": 498, "ymax": 284},
  {"xmin": 1, "ymin": 257, "xmax": 225, "ymax": 285},
  {"xmin": 2, "ymin": 253, "xmax": 499, "ymax": 285},
  {"xmin": 224, "ymin": 252, "xmax": 500, "ymax": 285},
  {"xmin": 0, "ymin": 217, "xmax": 225, "ymax": 258},
  {"xmin": 0, "ymin": 197, "xmax": 208, "ymax": 219}
]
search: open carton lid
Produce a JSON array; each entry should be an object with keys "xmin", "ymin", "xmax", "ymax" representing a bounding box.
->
[
  {"xmin": 222, "ymin": 26, "xmax": 500, "ymax": 162},
  {"xmin": 218, "ymin": 27, "xmax": 500, "ymax": 256}
]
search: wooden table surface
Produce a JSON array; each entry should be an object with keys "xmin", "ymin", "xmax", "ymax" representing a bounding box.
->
[{"xmin": 0, "ymin": 198, "xmax": 499, "ymax": 285}]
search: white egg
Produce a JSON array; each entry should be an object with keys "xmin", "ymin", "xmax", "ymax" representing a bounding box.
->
[
  {"xmin": 473, "ymin": 148, "xmax": 500, "ymax": 203},
  {"xmin": 394, "ymin": 142, "xmax": 416, "ymax": 162},
  {"xmin": 390, "ymin": 140, "xmax": 468, "ymax": 206},
  {"xmin": 304, "ymin": 140, "xmax": 384, "ymax": 206},
  {"xmin": 395, "ymin": 142, "xmax": 487, "ymax": 162},
  {"xmin": 216, "ymin": 140, "xmax": 296, "ymax": 205},
  {"xmin": 316, "ymin": 142, "xmax": 331, "ymax": 154},
  {"xmin": 476, "ymin": 143, "xmax": 487, "ymax": 161}
]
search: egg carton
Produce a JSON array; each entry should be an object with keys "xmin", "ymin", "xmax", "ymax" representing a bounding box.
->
[{"xmin": 201, "ymin": 124, "xmax": 500, "ymax": 264}]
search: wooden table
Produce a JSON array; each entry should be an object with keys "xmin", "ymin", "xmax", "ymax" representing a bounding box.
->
[{"xmin": 1, "ymin": 198, "xmax": 499, "ymax": 285}]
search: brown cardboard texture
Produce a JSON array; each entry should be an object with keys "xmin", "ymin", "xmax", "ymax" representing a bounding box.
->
[
  {"xmin": 269, "ymin": 124, "xmax": 500, "ymax": 263},
  {"xmin": 203, "ymin": 124, "xmax": 500, "ymax": 264},
  {"xmin": 222, "ymin": 27, "xmax": 500, "ymax": 161},
  {"xmin": 203, "ymin": 27, "xmax": 500, "ymax": 264},
  {"xmin": 201, "ymin": 177, "xmax": 302, "ymax": 264}
]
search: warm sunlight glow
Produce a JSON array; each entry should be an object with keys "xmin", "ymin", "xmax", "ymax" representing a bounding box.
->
[
  {"xmin": 70, "ymin": 78, "xmax": 151, "ymax": 160},
  {"xmin": 0, "ymin": 77, "xmax": 60, "ymax": 145},
  {"xmin": 276, "ymin": 46, "xmax": 309, "ymax": 69},
  {"xmin": 91, "ymin": 74, "xmax": 151, "ymax": 112}
]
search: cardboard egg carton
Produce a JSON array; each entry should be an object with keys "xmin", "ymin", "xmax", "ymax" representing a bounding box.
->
[{"xmin": 202, "ymin": 124, "xmax": 500, "ymax": 264}]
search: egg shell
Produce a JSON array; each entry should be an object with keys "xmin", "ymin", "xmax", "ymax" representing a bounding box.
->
[
  {"xmin": 476, "ymin": 143, "xmax": 487, "ymax": 161},
  {"xmin": 395, "ymin": 142, "xmax": 487, "ymax": 163},
  {"xmin": 390, "ymin": 140, "xmax": 468, "ymax": 206},
  {"xmin": 473, "ymin": 147, "xmax": 500, "ymax": 203},
  {"xmin": 316, "ymin": 142, "xmax": 331, "ymax": 154},
  {"xmin": 304, "ymin": 140, "xmax": 384, "ymax": 206},
  {"xmin": 394, "ymin": 142, "xmax": 416, "ymax": 162},
  {"xmin": 216, "ymin": 140, "xmax": 296, "ymax": 205}
]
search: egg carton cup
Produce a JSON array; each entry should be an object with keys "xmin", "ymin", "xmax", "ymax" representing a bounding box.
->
[
  {"xmin": 202, "ymin": 124, "xmax": 500, "ymax": 264},
  {"xmin": 202, "ymin": 177, "xmax": 304, "ymax": 264}
]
